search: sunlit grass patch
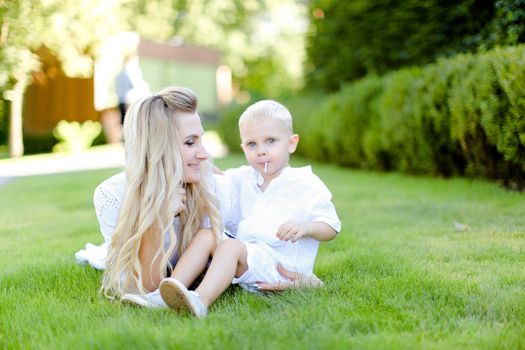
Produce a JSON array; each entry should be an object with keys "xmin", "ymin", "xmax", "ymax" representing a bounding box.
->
[{"xmin": 0, "ymin": 155, "xmax": 523, "ymax": 349}]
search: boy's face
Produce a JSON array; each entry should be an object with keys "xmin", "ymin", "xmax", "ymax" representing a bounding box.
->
[{"xmin": 240, "ymin": 117, "xmax": 299, "ymax": 181}]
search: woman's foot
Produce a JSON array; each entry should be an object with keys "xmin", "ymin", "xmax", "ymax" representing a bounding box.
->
[
  {"xmin": 159, "ymin": 278, "xmax": 207, "ymax": 317},
  {"xmin": 121, "ymin": 289, "xmax": 167, "ymax": 308}
]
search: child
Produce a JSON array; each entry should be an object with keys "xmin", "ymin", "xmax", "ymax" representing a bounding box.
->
[{"xmin": 159, "ymin": 100, "xmax": 341, "ymax": 317}]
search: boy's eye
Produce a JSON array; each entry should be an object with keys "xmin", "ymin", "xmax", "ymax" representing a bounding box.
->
[
  {"xmin": 266, "ymin": 138, "xmax": 276, "ymax": 144},
  {"xmin": 247, "ymin": 142, "xmax": 256, "ymax": 148}
]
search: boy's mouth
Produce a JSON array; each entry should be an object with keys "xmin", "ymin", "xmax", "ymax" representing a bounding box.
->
[{"xmin": 258, "ymin": 161, "xmax": 270, "ymax": 174}]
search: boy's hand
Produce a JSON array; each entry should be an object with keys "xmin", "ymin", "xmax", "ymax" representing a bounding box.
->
[{"xmin": 276, "ymin": 220, "xmax": 310, "ymax": 243}]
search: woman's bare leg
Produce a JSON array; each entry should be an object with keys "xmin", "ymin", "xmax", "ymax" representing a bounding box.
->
[
  {"xmin": 195, "ymin": 239, "xmax": 248, "ymax": 307},
  {"xmin": 170, "ymin": 229, "xmax": 217, "ymax": 287}
]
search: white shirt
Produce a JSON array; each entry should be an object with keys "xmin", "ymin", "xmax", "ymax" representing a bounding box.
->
[
  {"xmin": 93, "ymin": 172, "xmax": 127, "ymax": 244},
  {"xmin": 222, "ymin": 165, "xmax": 341, "ymax": 275},
  {"xmin": 85, "ymin": 167, "xmax": 340, "ymax": 275},
  {"xmin": 93, "ymin": 172, "xmax": 234, "ymax": 243},
  {"xmin": 85, "ymin": 172, "xmax": 233, "ymax": 269},
  {"xmin": 89, "ymin": 172, "xmax": 180, "ymax": 268}
]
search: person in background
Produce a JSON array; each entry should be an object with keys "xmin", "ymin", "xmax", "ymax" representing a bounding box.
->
[{"xmin": 115, "ymin": 53, "xmax": 149, "ymax": 124}]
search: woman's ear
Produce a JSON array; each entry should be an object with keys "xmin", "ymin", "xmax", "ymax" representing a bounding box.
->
[{"xmin": 289, "ymin": 134, "xmax": 299, "ymax": 153}]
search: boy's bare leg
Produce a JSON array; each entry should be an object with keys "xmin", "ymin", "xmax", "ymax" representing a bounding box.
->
[
  {"xmin": 195, "ymin": 239, "xmax": 248, "ymax": 307},
  {"xmin": 170, "ymin": 229, "xmax": 217, "ymax": 287}
]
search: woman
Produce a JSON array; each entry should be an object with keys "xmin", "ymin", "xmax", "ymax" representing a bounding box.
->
[{"xmin": 96, "ymin": 86, "xmax": 222, "ymax": 302}]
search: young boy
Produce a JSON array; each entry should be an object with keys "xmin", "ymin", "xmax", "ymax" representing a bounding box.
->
[{"xmin": 159, "ymin": 100, "xmax": 341, "ymax": 317}]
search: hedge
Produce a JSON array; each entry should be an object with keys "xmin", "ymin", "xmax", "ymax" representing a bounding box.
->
[{"xmin": 218, "ymin": 45, "xmax": 525, "ymax": 188}]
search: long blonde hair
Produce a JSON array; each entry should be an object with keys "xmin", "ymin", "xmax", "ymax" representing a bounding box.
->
[{"xmin": 102, "ymin": 86, "xmax": 223, "ymax": 298}]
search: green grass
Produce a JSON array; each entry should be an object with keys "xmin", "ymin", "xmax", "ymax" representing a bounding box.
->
[{"xmin": 1, "ymin": 153, "xmax": 524, "ymax": 349}]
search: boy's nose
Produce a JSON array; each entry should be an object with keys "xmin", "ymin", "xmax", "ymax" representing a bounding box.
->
[{"xmin": 257, "ymin": 146, "xmax": 267, "ymax": 156}]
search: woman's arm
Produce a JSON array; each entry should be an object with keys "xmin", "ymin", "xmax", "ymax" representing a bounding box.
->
[
  {"xmin": 139, "ymin": 188, "xmax": 186, "ymax": 291},
  {"xmin": 139, "ymin": 227, "xmax": 165, "ymax": 292}
]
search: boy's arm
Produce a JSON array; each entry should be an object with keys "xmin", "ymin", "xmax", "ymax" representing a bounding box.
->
[{"xmin": 276, "ymin": 220, "xmax": 337, "ymax": 243}]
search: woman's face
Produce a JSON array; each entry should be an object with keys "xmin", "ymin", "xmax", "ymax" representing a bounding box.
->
[{"xmin": 176, "ymin": 112, "xmax": 209, "ymax": 184}]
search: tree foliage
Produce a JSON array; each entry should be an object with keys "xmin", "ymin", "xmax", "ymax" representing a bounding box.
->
[
  {"xmin": 0, "ymin": 0, "xmax": 124, "ymax": 90},
  {"xmin": 488, "ymin": 0, "xmax": 525, "ymax": 46},
  {"xmin": 0, "ymin": 0, "xmax": 124, "ymax": 156},
  {"xmin": 0, "ymin": 0, "xmax": 307, "ymax": 156},
  {"xmin": 126, "ymin": 0, "xmax": 307, "ymax": 98},
  {"xmin": 304, "ymin": 0, "xmax": 525, "ymax": 91}
]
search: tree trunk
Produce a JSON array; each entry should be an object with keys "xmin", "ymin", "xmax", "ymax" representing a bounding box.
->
[{"xmin": 8, "ymin": 76, "xmax": 28, "ymax": 158}]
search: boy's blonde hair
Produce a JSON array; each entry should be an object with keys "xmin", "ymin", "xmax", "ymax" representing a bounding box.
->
[
  {"xmin": 238, "ymin": 100, "xmax": 293, "ymax": 134},
  {"xmin": 102, "ymin": 86, "xmax": 222, "ymax": 298}
]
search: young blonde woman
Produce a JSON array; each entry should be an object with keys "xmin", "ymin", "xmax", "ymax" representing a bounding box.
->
[{"xmin": 95, "ymin": 86, "xmax": 224, "ymax": 307}]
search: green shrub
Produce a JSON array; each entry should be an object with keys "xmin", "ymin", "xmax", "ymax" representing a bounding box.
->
[
  {"xmin": 415, "ymin": 62, "xmax": 464, "ymax": 176},
  {"xmin": 216, "ymin": 103, "xmax": 244, "ymax": 153},
  {"xmin": 52, "ymin": 120, "xmax": 102, "ymax": 153},
  {"xmin": 490, "ymin": 46, "xmax": 525, "ymax": 163},
  {"xmin": 336, "ymin": 78, "xmax": 383, "ymax": 168},
  {"xmin": 23, "ymin": 133, "xmax": 57, "ymax": 155},
  {"xmin": 289, "ymin": 93, "xmax": 336, "ymax": 162}
]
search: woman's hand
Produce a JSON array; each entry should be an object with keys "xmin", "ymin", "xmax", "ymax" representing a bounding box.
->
[
  {"xmin": 175, "ymin": 187, "xmax": 186, "ymax": 216},
  {"xmin": 212, "ymin": 164, "xmax": 224, "ymax": 175},
  {"xmin": 256, "ymin": 263, "xmax": 324, "ymax": 291}
]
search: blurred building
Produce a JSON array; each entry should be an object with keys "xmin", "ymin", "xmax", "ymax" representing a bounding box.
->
[
  {"xmin": 24, "ymin": 47, "xmax": 98, "ymax": 139},
  {"xmin": 24, "ymin": 32, "xmax": 232, "ymax": 145}
]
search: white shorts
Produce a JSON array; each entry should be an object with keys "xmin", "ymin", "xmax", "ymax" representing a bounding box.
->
[{"xmin": 232, "ymin": 241, "xmax": 289, "ymax": 293}]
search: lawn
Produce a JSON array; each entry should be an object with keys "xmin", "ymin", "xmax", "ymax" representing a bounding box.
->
[{"xmin": 0, "ymin": 153, "xmax": 524, "ymax": 349}]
